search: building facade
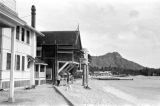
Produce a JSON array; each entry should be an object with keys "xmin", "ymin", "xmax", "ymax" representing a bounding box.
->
[
  {"xmin": 0, "ymin": 0, "xmax": 45, "ymax": 89},
  {"xmin": 37, "ymin": 31, "xmax": 83, "ymax": 84}
]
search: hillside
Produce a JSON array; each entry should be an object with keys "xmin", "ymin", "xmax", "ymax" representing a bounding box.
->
[{"xmin": 90, "ymin": 52, "xmax": 144, "ymax": 70}]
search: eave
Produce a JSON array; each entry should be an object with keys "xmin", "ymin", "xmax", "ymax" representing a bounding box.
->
[{"xmin": 0, "ymin": 4, "xmax": 44, "ymax": 37}]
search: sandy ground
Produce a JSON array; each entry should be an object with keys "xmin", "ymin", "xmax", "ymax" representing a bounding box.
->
[
  {"xmin": 57, "ymin": 76, "xmax": 160, "ymax": 106},
  {"xmin": 0, "ymin": 84, "xmax": 69, "ymax": 106}
]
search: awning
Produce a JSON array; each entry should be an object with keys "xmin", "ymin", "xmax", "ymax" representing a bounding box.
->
[
  {"xmin": 27, "ymin": 55, "xmax": 47, "ymax": 65},
  {"xmin": 27, "ymin": 55, "xmax": 35, "ymax": 62},
  {"xmin": 35, "ymin": 57, "xmax": 48, "ymax": 65}
]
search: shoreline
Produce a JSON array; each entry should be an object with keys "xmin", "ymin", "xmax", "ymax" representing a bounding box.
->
[{"xmin": 56, "ymin": 76, "xmax": 160, "ymax": 106}]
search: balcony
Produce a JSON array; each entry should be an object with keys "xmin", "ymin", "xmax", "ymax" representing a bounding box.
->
[{"xmin": 0, "ymin": 0, "xmax": 16, "ymax": 13}]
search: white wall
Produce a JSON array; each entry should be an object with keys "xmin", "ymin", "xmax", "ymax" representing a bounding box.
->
[
  {"xmin": 0, "ymin": 27, "xmax": 36, "ymax": 81},
  {"xmin": 2, "ymin": 71, "xmax": 30, "ymax": 81}
]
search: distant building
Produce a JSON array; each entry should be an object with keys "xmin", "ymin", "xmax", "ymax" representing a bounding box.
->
[
  {"xmin": 0, "ymin": 0, "xmax": 46, "ymax": 89},
  {"xmin": 93, "ymin": 71, "xmax": 112, "ymax": 76},
  {"xmin": 37, "ymin": 31, "xmax": 83, "ymax": 84}
]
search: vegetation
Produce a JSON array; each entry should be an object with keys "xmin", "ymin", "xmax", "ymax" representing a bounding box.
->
[
  {"xmin": 89, "ymin": 66, "xmax": 160, "ymax": 76},
  {"xmin": 88, "ymin": 52, "xmax": 160, "ymax": 76}
]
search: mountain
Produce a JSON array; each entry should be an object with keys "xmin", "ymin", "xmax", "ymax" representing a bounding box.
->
[{"xmin": 90, "ymin": 52, "xmax": 144, "ymax": 70}]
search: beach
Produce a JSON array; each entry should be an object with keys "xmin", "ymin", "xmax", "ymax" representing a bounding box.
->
[{"xmin": 57, "ymin": 76, "xmax": 160, "ymax": 106}]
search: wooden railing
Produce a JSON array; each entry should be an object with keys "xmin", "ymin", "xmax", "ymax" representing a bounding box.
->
[
  {"xmin": 0, "ymin": 0, "xmax": 16, "ymax": 12},
  {"xmin": 35, "ymin": 72, "xmax": 39, "ymax": 78},
  {"xmin": 35, "ymin": 72, "xmax": 46, "ymax": 78}
]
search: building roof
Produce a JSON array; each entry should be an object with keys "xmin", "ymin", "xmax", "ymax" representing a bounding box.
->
[
  {"xmin": 0, "ymin": 3, "xmax": 45, "ymax": 37},
  {"xmin": 38, "ymin": 31, "xmax": 82, "ymax": 49}
]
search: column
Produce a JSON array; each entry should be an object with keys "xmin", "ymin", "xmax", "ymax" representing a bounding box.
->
[
  {"xmin": 86, "ymin": 53, "xmax": 89, "ymax": 87},
  {"xmin": 79, "ymin": 60, "xmax": 83, "ymax": 85},
  {"xmin": 0, "ymin": 28, "xmax": 2, "ymax": 89},
  {"xmin": 83, "ymin": 48, "xmax": 89, "ymax": 88},
  {"xmin": 86, "ymin": 65, "xmax": 89, "ymax": 86},
  {"xmin": 8, "ymin": 27, "xmax": 16, "ymax": 102},
  {"xmin": 30, "ymin": 32, "xmax": 36, "ymax": 86},
  {"xmin": 38, "ymin": 65, "xmax": 40, "ymax": 85},
  {"xmin": 44, "ymin": 65, "xmax": 46, "ymax": 83},
  {"xmin": 83, "ymin": 65, "xmax": 86, "ymax": 86}
]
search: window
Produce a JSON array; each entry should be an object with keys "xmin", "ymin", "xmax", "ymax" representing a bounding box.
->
[
  {"xmin": 16, "ymin": 26, "xmax": 20, "ymax": 40},
  {"xmin": 37, "ymin": 50, "xmax": 41, "ymax": 57},
  {"xmin": 35, "ymin": 65, "xmax": 39, "ymax": 72},
  {"xmin": 26, "ymin": 30, "xmax": 30, "ymax": 44},
  {"xmin": 22, "ymin": 56, "xmax": 25, "ymax": 71},
  {"xmin": 16, "ymin": 55, "xmax": 20, "ymax": 70},
  {"xmin": 40, "ymin": 65, "xmax": 45, "ymax": 72},
  {"xmin": 6, "ymin": 53, "xmax": 11, "ymax": 70},
  {"xmin": 21, "ymin": 28, "xmax": 25, "ymax": 42},
  {"xmin": 15, "ymin": 55, "xmax": 17, "ymax": 69},
  {"xmin": 37, "ymin": 47, "xmax": 42, "ymax": 57}
]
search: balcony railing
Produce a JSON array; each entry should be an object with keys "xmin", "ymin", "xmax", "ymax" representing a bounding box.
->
[
  {"xmin": 0, "ymin": 0, "xmax": 16, "ymax": 12},
  {"xmin": 35, "ymin": 72, "xmax": 46, "ymax": 78}
]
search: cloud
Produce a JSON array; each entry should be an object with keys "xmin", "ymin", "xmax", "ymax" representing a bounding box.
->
[
  {"xmin": 129, "ymin": 10, "xmax": 139, "ymax": 18},
  {"xmin": 16, "ymin": 0, "xmax": 160, "ymax": 68}
]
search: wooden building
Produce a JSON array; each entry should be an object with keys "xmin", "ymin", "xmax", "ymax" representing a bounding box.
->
[{"xmin": 37, "ymin": 31, "xmax": 83, "ymax": 84}]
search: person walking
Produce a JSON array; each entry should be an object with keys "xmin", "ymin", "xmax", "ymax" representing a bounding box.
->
[
  {"xmin": 66, "ymin": 72, "xmax": 72, "ymax": 90},
  {"xmin": 57, "ymin": 75, "xmax": 61, "ymax": 86}
]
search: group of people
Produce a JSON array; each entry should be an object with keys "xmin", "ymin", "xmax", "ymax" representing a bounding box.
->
[{"xmin": 56, "ymin": 73, "xmax": 73, "ymax": 90}]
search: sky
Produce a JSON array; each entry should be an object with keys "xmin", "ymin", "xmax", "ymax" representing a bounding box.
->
[{"xmin": 16, "ymin": 0, "xmax": 160, "ymax": 68}]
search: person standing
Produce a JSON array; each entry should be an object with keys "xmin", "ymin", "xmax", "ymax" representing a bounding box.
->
[
  {"xmin": 57, "ymin": 75, "xmax": 61, "ymax": 86},
  {"xmin": 66, "ymin": 72, "xmax": 72, "ymax": 90}
]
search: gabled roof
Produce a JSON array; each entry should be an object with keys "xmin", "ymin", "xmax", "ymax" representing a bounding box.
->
[{"xmin": 38, "ymin": 31, "xmax": 82, "ymax": 49}]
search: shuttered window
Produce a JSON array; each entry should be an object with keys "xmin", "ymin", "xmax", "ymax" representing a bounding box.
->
[
  {"xmin": 26, "ymin": 30, "xmax": 30, "ymax": 44},
  {"xmin": 21, "ymin": 28, "xmax": 25, "ymax": 42},
  {"xmin": 16, "ymin": 55, "xmax": 20, "ymax": 70},
  {"xmin": 6, "ymin": 53, "xmax": 11, "ymax": 70},
  {"xmin": 16, "ymin": 26, "xmax": 20, "ymax": 40},
  {"xmin": 22, "ymin": 56, "xmax": 25, "ymax": 71}
]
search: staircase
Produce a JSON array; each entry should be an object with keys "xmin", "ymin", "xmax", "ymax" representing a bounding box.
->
[
  {"xmin": 58, "ymin": 62, "xmax": 69, "ymax": 73},
  {"xmin": 58, "ymin": 62, "xmax": 76, "ymax": 74}
]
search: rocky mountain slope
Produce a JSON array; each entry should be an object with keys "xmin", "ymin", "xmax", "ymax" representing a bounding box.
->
[{"xmin": 90, "ymin": 52, "xmax": 144, "ymax": 70}]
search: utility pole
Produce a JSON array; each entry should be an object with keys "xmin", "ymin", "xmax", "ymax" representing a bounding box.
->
[
  {"xmin": 82, "ymin": 62, "xmax": 86, "ymax": 86},
  {"xmin": 82, "ymin": 48, "xmax": 89, "ymax": 88},
  {"xmin": 85, "ymin": 52, "xmax": 89, "ymax": 88}
]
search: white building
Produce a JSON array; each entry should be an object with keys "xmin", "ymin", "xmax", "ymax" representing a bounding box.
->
[{"xmin": 0, "ymin": 0, "xmax": 46, "ymax": 89}]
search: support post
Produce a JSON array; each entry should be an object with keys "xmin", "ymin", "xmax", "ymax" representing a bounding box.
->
[
  {"xmin": 44, "ymin": 66, "xmax": 47, "ymax": 83},
  {"xmin": 55, "ymin": 44, "xmax": 57, "ymax": 85},
  {"xmin": 83, "ymin": 48, "xmax": 89, "ymax": 88},
  {"xmin": 38, "ymin": 65, "xmax": 40, "ymax": 85},
  {"xmin": 30, "ymin": 32, "xmax": 36, "ymax": 87},
  {"xmin": 86, "ymin": 53, "xmax": 89, "ymax": 87},
  {"xmin": 53, "ymin": 44, "xmax": 58, "ymax": 85},
  {"xmin": 83, "ymin": 65, "xmax": 86, "ymax": 86},
  {"xmin": 79, "ymin": 60, "xmax": 84, "ymax": 85},
  {"xmin": 86, "ymin": 65, "xmax": 89, "ymax": 86},
  {"xmin": 52, "ymin": 60, "xmax": 55, "ymax": 84},
  {"xmin": 8, "ymin": 27, "xmax": 16, "ymax": 102}
]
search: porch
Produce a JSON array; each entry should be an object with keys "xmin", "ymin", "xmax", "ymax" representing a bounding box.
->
[{"xmin": 35, "ymin": 59, "xmax": 47, "ymax": 85}]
